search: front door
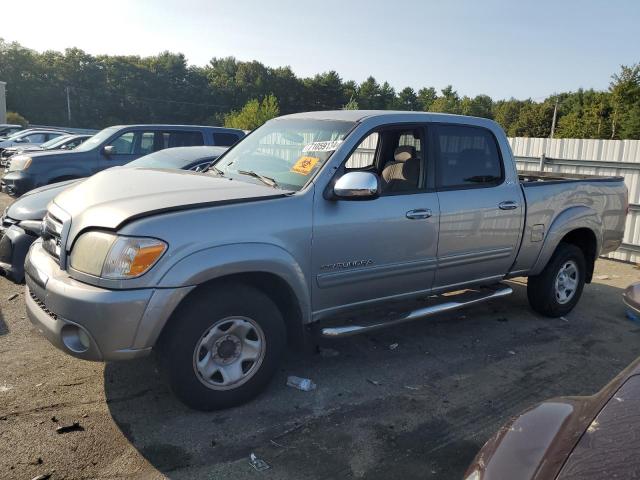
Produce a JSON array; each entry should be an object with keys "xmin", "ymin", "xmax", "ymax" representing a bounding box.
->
[
  {"xmin": 312, "ymin": 126, "xmax": 440, "ymax": 318},
  {"xmin": 432, "ymin": 124, "xmax": 524, "ymax": 290}
]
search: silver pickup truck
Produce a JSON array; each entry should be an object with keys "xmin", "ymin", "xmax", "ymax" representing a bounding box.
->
[{"xmin": 24, "ymin": 111, "xmax": 628, "ymax": 410}]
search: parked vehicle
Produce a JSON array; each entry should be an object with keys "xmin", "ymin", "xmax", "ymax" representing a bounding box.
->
[
  {"xmin": 23, "ymin": 111, "xmax": 627, "ymax": 410},
  {"xmin": 0, "ymin": 128, "xmax": 68, "ymax": 154},
  {"xmin": 465, "ymin": 355, "xmax": 640, "ymax": 480},
  {"xmin": 1, "ymin": 134, "xmax": 91, "ymax": 165},
  {"xmin": 0, "ymin": 146, "xmax": 227, "ymax": 282},
  {"xmin": 624, "ymin": 281, "xmax": 640, "ymax": 320},
  {"xmin": 1, "ymin": 124, "xmax": 244, "ymax": 196},
  {"xmin": 0, "ymin": 124, "xmax": 23, "ymax": 139}
]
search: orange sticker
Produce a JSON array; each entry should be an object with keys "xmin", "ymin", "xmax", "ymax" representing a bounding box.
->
[{"xmin": 291, "ymin": 156, "xmax": 320, "ymax": 175}]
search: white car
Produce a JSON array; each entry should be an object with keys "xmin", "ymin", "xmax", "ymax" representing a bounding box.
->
[{"xmin": 0, "ymin": 129, "xmax": 68, "ymax": 151}]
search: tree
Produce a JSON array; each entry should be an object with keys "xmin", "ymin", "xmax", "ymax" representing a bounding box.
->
[
  {"xmin": 342, "ymin": 96, "xmax": 359, "ymax": 110},
  {"xmin": 429, "ymin": 86, "xmax": 461, "ymax": 114},
  {"xmin": 396, "ymin": 87, "xmax": 419, "ymax": 110},
  {"xmin": 223, "ymin": 94, "xmax": 279, "ymax": 130},
  {"xmin": 6, "ymin": 111, "xmax": 28, "ymax": 126},
  {"xmin": 417, "ymin": 87, "xmax": 437, "ymax": 111},
  {"xmin": 609, "ymin": 63, "xmax": 640, "ymax": 139}
]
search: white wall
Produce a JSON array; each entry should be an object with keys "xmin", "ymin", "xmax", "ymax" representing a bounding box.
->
[{"xmin": 0, "ymin": 81, "xmax": 6, "ymax": 124}]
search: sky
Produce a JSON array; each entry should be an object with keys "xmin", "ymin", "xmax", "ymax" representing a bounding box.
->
[{"xmin": 2, "ymin": 0, "xmax": 639, "ymax": 100}]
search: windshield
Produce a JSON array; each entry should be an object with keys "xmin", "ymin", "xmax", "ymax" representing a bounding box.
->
[
  {"xmin": 73, "ymin": 127, "xmax": 119, "ymax": 152},
  {"xmin": 214, "ymin": 119, "xmax": 355, "ymax": 191},
  {"xmin": 5, "ymin": 130, "xmax": 30, "ymax": 140},
  {"xmin": 40, "ymin": 135, "xmax": 71, "ymax": 149}
]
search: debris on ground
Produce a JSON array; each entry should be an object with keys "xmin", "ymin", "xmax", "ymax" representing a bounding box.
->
[
  {"xmin": 389, "ymin": 343, "xmax": 399, "ymax": 350},
  {"xmin": 560, "ymin": 316, "xmax": 569, "ymax": 322},
  {"xmin": 404, "ymin": 385, "xmax": 420, "ymax": 391},
  {"xmin": 55, "ymin": 421, "xmax": 84, "ymax": 434},
  {"xmin": 286, "ymin": 376, "xmax": 316, "ymax": 392},
  {"xmin": 7, "ymin": 293, "xmax": 18, "ymax": 301},
  {"xmin": 367, "ymin": 379, "xmax": 381, "ymax": 386},
  {"xmin": 0, "ymin": 383, "xmax": 13, "ymax": 393},
  {"xmin": 508, "ymin": 350, "xmax": 516, "ymax": 355},
  {"xmin": 31, "ymin": 474, "xmax": 52, "ymax": 480},
  {"xmin": 249, "ymin": 452, "xmax": 270, "ymax": 471},
  {"xmin": 594, "ymin": 274, "xmax": 610, "ymax": 280},
  {"xmin": 627, "ymin": 310, "xmax": 640, "ymax": 322},
  {"xmin": 496, "ymin": 317, "xmax": 508, "ymax": 322},
  {"xmin": 50, "ymin": 416, "xmax": 58, "ymax": 423},
  {"xmin": 318, "ymin": 347, "xmax": 340, "ymax": 358}
]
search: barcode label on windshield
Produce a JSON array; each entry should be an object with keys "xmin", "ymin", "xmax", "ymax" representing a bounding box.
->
[{"xmin": 302, "ymin": 140, "xmax": 343, "ymax": 152}]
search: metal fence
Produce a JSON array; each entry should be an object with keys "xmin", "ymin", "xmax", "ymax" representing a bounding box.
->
[{"xmin": 509, "ymin": 137, "xmax": 640, "ymax": 264}]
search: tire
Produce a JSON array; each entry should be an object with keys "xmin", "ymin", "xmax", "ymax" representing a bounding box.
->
[
  {"xmin": 527, "ymin": 243, "xmax": 586, "ymax": 317},
  {"xmin": 157, "ymin": 282, "xmax": 286, "ymax": 410}
]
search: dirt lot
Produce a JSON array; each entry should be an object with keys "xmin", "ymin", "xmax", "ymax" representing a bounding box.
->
[{"xmin": 1, "ymin": 192, "xmax": 639, "ymax": 480}]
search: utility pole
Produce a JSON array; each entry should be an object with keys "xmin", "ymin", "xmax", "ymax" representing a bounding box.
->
[
  {"xmin": 65, "ymin": 86, "xmax": 71, "ymax": 125},
  {"xmin": 550, "ymin": 98, "xmax": 558, "ymax": 138}
]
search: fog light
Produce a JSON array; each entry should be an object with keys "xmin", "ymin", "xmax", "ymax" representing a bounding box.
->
[{"xmin": 61, "ymin": 324, "xmax": 91, "ymax": 353}]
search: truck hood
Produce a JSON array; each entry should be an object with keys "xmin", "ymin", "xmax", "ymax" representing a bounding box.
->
[{"xmin": 53, "ymin": 167, "xmax": 289, "ymax": 241}]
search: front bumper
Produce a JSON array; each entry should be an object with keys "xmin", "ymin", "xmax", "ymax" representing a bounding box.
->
[
  {"xmin": 1, "ymin": 171, "xmax": 34, "ymax": 197},
  {"xmin": 24, "ymin": 241, "xmax": 191, "ymax": 361},
  {"xmin": 0, "ymin": 223, "xmax": 38, "ymax": 282}
]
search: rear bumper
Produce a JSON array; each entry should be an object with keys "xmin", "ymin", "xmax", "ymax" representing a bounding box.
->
[
  {"xmin": 1, "ymin": 171, "xmax": 34, "ymax": 197},
  {"xmin": 24, "ymin": 241, "xmax": 189, "ymax": 361}
]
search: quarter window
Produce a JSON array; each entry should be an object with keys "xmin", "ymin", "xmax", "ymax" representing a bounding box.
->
[
  {"xmin": 435, "ymin": 125, "xmax": 503, "ymax": 188},
  {"xmin": 162, "ymin": 131, "xmax": 205, "ymax": 148}
]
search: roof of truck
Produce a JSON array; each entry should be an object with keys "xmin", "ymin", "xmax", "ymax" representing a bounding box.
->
[{"xmin": 279, "ymin": 110, "xmax": 499, "ymax": 127}]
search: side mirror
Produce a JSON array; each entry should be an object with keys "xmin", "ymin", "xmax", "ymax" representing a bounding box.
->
[
  {"xmin": 333, "ymin": 171, "xmax": 380, "ymax": 200},
  {"xmin": 103, "ymin": 145, "xmax": 116, "ymax": 156}
]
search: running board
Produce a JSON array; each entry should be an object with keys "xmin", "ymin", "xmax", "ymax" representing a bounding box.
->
[{"xmin": 320, "ymin": 284, "xmax": 513, "ymax": 338}]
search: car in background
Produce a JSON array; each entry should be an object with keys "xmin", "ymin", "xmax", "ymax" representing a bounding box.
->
[
  {"xmin": 464, "ymin": 356, "xmax": 640, "ymax": 479},
  {"xmin": 0, "ymin": 128, "xmax": 68, "ymax": 154},
  {"xmin": 0, "ymin": 146, "xmax": 228, "ymax": 282},
  {"xmin": 0, "ymin": 134, "xmax": 91, "ymax": 165},
  {"xmin": 0, "ymin": 124, "xmax": 23, "ymax": 139},
  {"xmin": 0, "ymin": 124, "xmax": 244, "ymax": 197},
  {"xmin": 624, "ymin": 281, "xmax": 640, "ymax": 321}
]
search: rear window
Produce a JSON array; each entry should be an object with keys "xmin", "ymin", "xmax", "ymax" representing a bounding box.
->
[
  {"xmin": 213, "ymin": 132, "xmax": 241, "ymax": 146},
  {"xmin": 435, "ymin": 125, "xmax": 503, "ymax": 189}
]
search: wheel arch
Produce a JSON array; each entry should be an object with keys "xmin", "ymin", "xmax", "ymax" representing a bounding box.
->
[{"xmin": 530, "ymin": 206, "xmax": 602, "ymax": 280}]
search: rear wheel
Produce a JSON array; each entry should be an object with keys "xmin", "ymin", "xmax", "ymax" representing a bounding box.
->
[
  {"xmin": 527, "ymin": 243, "xmax": 586, "ymax": 317},
  {"xmin": 158, "ymin": 283, "xmax": 286, "ymax": 410}
]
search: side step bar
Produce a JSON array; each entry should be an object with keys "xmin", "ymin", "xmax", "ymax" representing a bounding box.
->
[{"xmin": 320, "ymin": 284, "xmax": 513, "ymax": 338}]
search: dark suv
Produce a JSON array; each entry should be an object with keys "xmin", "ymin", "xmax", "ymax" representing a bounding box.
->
[{"xmin": 1, "ymin": 124, "xmax": 244, "ymax": 196}]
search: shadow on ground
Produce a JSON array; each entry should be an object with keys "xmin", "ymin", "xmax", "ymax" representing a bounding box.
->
[{"xmin": 104, "ymin": 281, "xmax": 638, "ymax": 479}]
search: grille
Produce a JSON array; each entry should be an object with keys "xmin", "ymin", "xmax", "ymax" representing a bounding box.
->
[
  {"xmin": 42, "ymin": 212, "xmax": 63, "ymax": 260},
  {"xmin": 29, "ymin": 289, "xmax": 58, "ymax": 320}
]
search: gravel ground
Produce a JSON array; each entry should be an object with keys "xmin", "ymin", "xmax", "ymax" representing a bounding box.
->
[{"xmin": 1, "ymin": 192, "xmax": 639, "ymax": 479}]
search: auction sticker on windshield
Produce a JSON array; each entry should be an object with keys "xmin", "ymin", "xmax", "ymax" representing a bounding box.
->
[
  {"xmin": 302, "ymin": 140, "xmax": 343, "ymax": 152},
  {"xmin": 291, "ymin": 156, "xmax": 320, "ymax": 175}
]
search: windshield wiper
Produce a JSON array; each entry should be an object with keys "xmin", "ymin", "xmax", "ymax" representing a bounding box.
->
[{"xmin": 237, "ymin": 170, "xmax": 279, "ymax": 188}]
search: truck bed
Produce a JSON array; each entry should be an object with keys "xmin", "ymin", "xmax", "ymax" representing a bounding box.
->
[{"xmin": 519, "ymin": 171, "xmax": 624, "ymax": 185}]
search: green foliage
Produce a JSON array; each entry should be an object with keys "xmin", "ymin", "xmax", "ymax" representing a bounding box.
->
[
  {"xmin": 6, "ymin": 111, "xmax": 28, "ymax": 126},
  {"xmin": 224, "ymin": 95, "xmax": 279, "ymax": 130},
  {"xmin": 1, "ymin": 38, "xmax": 638, "ymax": 139}
]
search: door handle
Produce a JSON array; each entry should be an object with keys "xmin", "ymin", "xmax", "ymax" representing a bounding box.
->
[
  {"xmin": 406, "ymin": 209, "xmax": 432, "ymax": 220},
  {"xmin": 498, "ymin": 201, "xmax": 519, "ymax": 210}
]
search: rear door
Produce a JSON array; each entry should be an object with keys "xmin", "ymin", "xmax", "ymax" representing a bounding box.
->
[{"xmin": 433, "ymin": 124, "xmax": 523, "ymax": 289}]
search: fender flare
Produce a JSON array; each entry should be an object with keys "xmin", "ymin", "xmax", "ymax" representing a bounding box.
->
[
  {"xmin": 158, "ymin": 242, "xmax": 311, "ymax": 324},
  {"xmin": 530, "ymin": 205, "xmax": 602, "ymax": 276}
]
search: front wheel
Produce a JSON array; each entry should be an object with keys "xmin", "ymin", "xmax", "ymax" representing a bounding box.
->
[
  {"xmin": 157, "ymin": 283, "xmax": 286, "ymax": 410},
  {"xmin": 527, "ymin": 243, "xmax": 586, "ymax": 317}
]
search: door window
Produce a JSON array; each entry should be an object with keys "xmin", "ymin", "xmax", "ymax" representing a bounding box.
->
[
  {"xmin": 24, "ymin": 133, "xmax": 46, "ymax": 143},
  {"xmin": 213, "ymin": 132, "xmax": 240, "ymax": 146},
  {"xmin": 435, "ymin": 125, "xmax": 503, "ymax": 189},
  {"xmin": 345, "ymin": 133, "xmax": 378, "ymax": 169},
  {"xmin": 111, "ymin": 132, "xmax": 135, "ymax": 154},
  {"xmin": 162, "ymin": 131, "xmax": 205, "ymax": 148},
  {"xmin": 139, "ymin": 132, "xmax": 155, "ymax": 155}
]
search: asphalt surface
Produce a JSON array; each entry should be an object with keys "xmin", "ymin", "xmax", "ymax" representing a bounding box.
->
[{"xmin": 1, "ymin": 191, "xmax": 639, "ymax": 479}]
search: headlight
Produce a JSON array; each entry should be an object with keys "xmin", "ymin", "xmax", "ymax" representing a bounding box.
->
[
  {"xmin": 8, "ymin": 155, "xmax": 32, "ymax": 171},
  {"xmin": 70, "ymin": 231, "xmax": 167, "ymax": 279}
]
